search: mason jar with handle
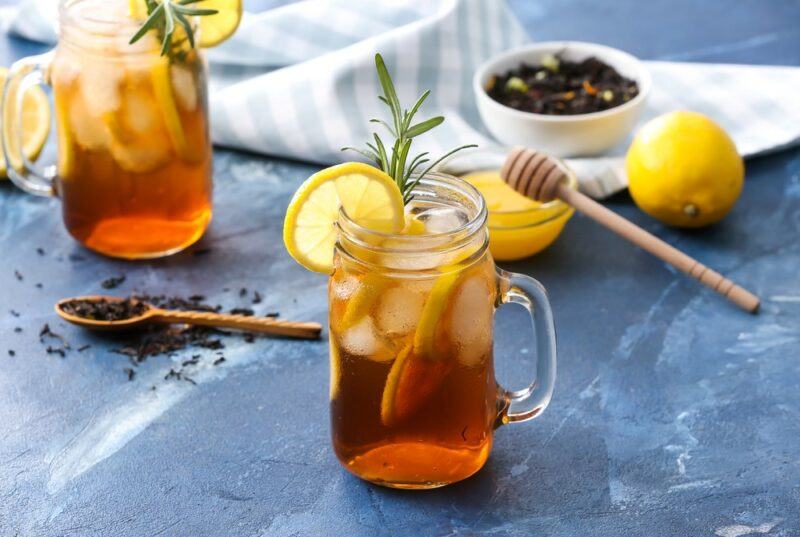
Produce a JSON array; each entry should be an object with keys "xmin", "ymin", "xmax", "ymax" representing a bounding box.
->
[
  {"xmin": 328, "ymin": 172, "xmax": 557, "ymax": 489},
  {"xmin": 2, "ymin": 0, "xmax": 213, "ymax": 259}
]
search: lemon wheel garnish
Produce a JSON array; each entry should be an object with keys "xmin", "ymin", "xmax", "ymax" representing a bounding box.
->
[
  {"xmin": 127, "ymin": 0, "xmax": 148, "ymax": 20},
  {"xmin": 0, "ymin": 67, "xmax": 51, "ymax": 178},
  {"xmin": 283, "ymin": 162, "xmax": 405, "ymax": 274},
  {"xmin": 196, "ymin": 0, "xmax": 243, "ymax": 48},
  {"xmin": 127, "ymin": 0, "xmax": 242, "ymax": 49}
]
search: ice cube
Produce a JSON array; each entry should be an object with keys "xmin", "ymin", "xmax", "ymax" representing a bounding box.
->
[
  {"xmin": 108, "ymin": 77, "xmax": 172, "ymax": 173},
  {"xmin": 68, "ymin": 93, "xmax": 111, "ymax": 151},
  {"xmin": 109, "ymin": 140, "xmax": 171, "ymax": 174},
  {"xmin": 332, "ymin": 275, "xmax": 359, "ymax": 302},
  {"xmin": 79, "ymin": 61, "xmax": 121, "ymax": 118},
  {"xmin": 170, "ymin": 63, "xmax": 198, "ymax": 112},
  {"xmin": 449, "ymin": 275, "xmax": 492, "ymax": 365},
  {"xmin": 375, "ymin": 286, "xmax": 425, "ymax": 336},
  {"xmin": 50, "ymin": 51, "xmax": 80, "ymax": 89},
  {"xmin": 122, "ymin": 90, "xmax": 161, "ymax": 135},
  {"xmin": 339, "ymin": 317, "xmax": 394, "ymax": 362},
  {"xmin": 417, "ymin": 206, "xmax": 468, "ymax": 234}
]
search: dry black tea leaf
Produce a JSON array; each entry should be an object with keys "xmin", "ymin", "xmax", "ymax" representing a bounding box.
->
[
  {"xmin": 101, "ymin": 275, "xmax": 126, "ymax": 289},
  {"xmin": 487, "ymin": 54, "xmax": 639, "ymax": 115}
]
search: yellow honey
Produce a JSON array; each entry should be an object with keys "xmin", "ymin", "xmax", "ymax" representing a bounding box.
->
[{"xmin": 463, "ymin": 169, "xmax": 574, "ymax": 261}]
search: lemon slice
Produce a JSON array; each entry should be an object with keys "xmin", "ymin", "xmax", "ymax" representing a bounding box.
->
[
  {"xmin": 127, "ymin": 0, "xmax": 241, "ymax": 48},
  {"xmin": 150, "ymin": 57, "xmax": 190, "ymax": 160},
  {"xmin": 330, "ymin": 344, "xmax": 341, "ymax": 400},
  {"xmin": 381, "ymin": 345, "xmax": 454, "ymax": 426},
  {"xmin": 339, "ymin": 273, "xmax": 390, "ymax": 329},
  {"xmin": 0, "ymin": 67, "xmax": 51, "ymax": 178},
  {"xmin": 196, "ymin": 0, "xmax": 243, "ymax": 48},
  {"xmin": 284, "ymin": 162, "xmax": 405, "ymax": 274},
  {"xmin": 402, "ymin": 214, "xmax": 427, "ymax": 235},
  {"xmin": 381, "ymin": 262, "xmax": 490, "ymax": 426},
  {"xmin": 127, "ymin": 0, "xmax": 148, "ymax": 20},
  {"xmin": 413, "ymin": 269, "xmax": 462, "ymax": 357}
]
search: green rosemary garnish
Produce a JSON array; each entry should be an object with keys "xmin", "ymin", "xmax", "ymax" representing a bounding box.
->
[
  {"xmin": 129, "ymin": 0, "xmax": 218, "ymax": 57},
  {"xmin": 343, "ymin": 54, "xmax": 477, "ymax": 204}
]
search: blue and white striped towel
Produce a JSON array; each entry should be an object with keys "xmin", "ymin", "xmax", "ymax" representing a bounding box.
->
[{"xmin": 4, "ymin": 0, "xmax": 800, "ymax": 198}]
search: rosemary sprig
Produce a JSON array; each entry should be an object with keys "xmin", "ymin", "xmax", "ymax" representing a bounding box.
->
[
  {"xmin": 129, "ymin": 0, "xmax": 218, "ymax": 57},
  {"xmin": 343, "ymin": 54, "xmax": 477, "ymax": 204}
]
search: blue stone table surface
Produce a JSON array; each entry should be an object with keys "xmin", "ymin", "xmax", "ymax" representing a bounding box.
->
[{"xmin": 2, "ymin": 1, "xmax": 800, "ymax": 535}]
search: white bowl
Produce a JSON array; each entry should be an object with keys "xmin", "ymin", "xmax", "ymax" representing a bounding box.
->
[{"xmin": 473, "ymin": 41, "xmax": 651, "ymax": 158}]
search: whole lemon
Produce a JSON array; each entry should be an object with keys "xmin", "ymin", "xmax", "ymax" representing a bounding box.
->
[{"xmin": 626, "ymin": 111, "xmax": 744, "ymax": 228}]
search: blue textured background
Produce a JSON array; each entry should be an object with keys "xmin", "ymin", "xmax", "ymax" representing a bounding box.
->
[{"xmin": 1, "ymin": 1, "xmax": 799, "ymax": 535}]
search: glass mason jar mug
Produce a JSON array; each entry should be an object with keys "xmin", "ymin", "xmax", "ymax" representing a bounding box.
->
[
  {"xmin": 329, "ymin": 173, "xmax": 557, "ymax": 489},
  {"xmin": 2, "ymin": 0, "xmax": 213, "ymax": 259}
]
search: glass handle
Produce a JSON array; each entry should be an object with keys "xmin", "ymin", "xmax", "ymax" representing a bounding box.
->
[
  {"xmin": 495, "ymin": 268, "xmax": 557, "ymax": 424},
  {"xmin": 2, "ymin": 52, "xmax": 56, "ymax": 197}
]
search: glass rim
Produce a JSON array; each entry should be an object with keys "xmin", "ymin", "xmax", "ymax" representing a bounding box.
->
[
  {"xmin": 60, "ymin": 0, "xmax": 139, "ymax": 34},
  {"xmin": 337, "ymin": 171, "xmax": 488, "ymax": 246},
  {"xmin": 58, "ymin": 0, "xmax": 197, "ymax": 54}
]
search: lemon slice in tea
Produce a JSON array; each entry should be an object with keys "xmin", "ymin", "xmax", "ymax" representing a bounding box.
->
[
  {"xmin": 380, "ymin": 345, "xmax": 454, "ymax": 426},
  {"xmin": 284, "ymin": 162, "xmax": 405, "ymax": 274},
  {"xmin": 150, "ymin": 58, "xmax": 191, "ymax": 161},
  {"xmin": 380, "ymin": 267, "xmax": 470, "ymax": 426}
]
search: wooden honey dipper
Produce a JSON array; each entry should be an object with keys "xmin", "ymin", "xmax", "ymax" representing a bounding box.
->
[{"xmin": 501, "ymin": 147, "xmax": 760, "ymax": 313}]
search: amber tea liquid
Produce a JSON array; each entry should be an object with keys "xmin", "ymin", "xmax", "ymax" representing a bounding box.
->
[
  {"xmin": 49, "ymin": 0, "xmax": 212, "ymax": 259},
  {"xmin": 330, "ymin": 200, "xmax": 499, "ymax": 488}
]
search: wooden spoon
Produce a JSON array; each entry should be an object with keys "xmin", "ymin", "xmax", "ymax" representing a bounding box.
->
[
  {"xmin": 55, "ymin": 295, "xmax": 322, "ymax": 339},
  {"xmin": 501, "ymin": 147, "xmax": 760, "ymax": 313}
]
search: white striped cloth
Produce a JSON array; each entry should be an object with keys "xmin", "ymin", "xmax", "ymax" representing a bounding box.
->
[{"xmin": 4, "ymin": 0, "xmax": 800, "ymax": 198}]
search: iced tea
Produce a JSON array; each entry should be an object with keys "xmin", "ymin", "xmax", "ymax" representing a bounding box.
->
[
  {"xmin": 49, "ymin": 0, "xmax": 212, "ymax": 258},
  {"xmin": 330, "ymin": 195, "xmax": 501, "ymax": 488}
]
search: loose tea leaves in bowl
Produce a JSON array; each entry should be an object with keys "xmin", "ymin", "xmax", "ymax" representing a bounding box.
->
[
  {"xmin": 60, "ymin": 298, "xmax": 148, "ymax": 321},
  {"xmin": 486, "ymin": 54, "xmax": 639, "ymax": 115}
]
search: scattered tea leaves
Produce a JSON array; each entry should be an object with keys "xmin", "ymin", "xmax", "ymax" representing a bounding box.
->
[
  {"xmin": 164, "ymin": 368, "xmax": 196, "ymax": 385},
  {"xmin": 46, "ymin": 346, "xmax": 66, "ymax": 358},
  {"xmin": 101, "ymin": 275, "xmax": 127, "ymax": 289},
  {"xmin": 39, "ymin": 324, "xmax": 71, "ymax": 357},
  {"xmin": 182, "ymin": 355, "xmax": 200, "ymax": 366}
]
